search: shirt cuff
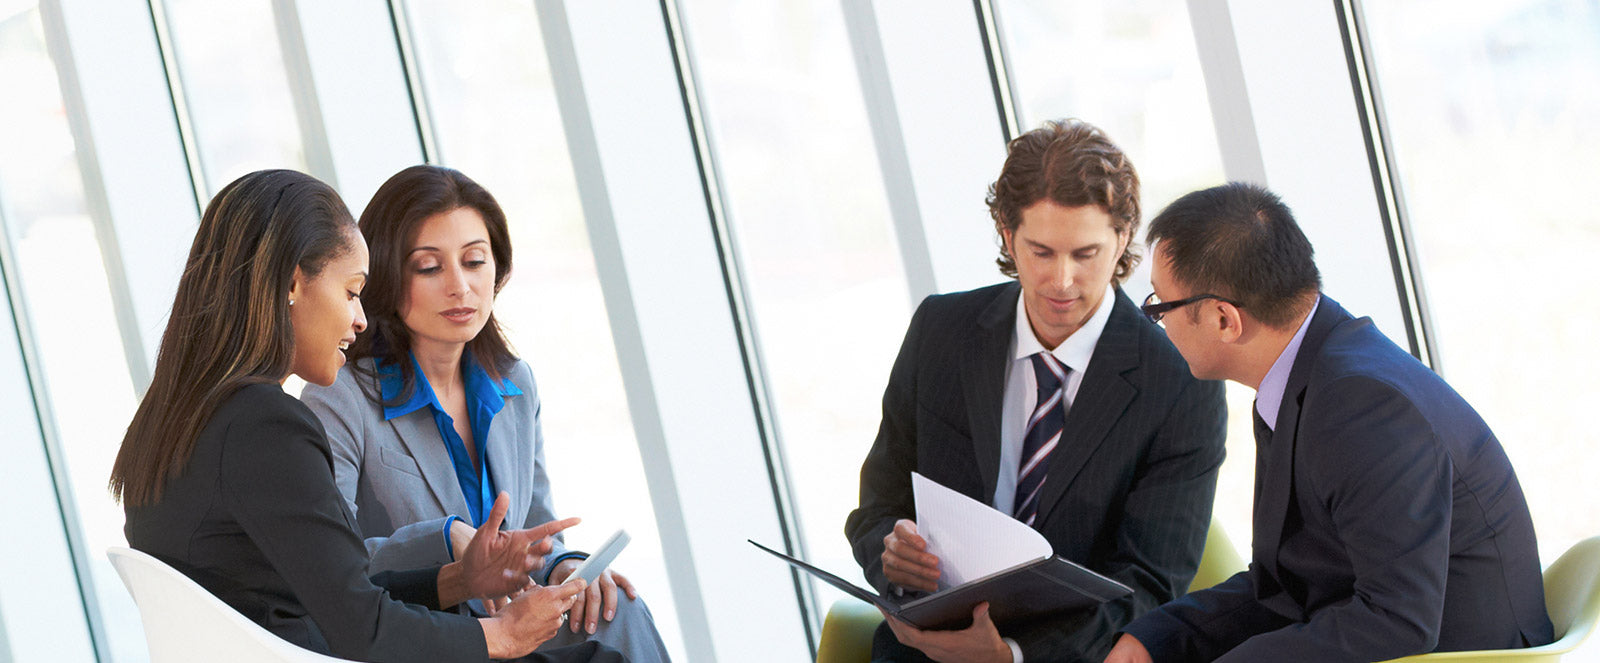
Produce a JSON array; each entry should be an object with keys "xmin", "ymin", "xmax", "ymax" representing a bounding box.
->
[
  {"xmin": 541, "ymin": 550, "xmax": 589, "ymax": 585},
  {"xmin": 441, "ymin": 515, "xmax": 462, "ymax": 562},
  {"xmin": 1003, "ymin": 637, "xmax": 1023, "ymax": 663}
]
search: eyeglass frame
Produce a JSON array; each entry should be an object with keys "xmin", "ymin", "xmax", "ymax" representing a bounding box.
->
[{"xmin": 1140, "ymin": 291, "xmax": 1245, "ymax": 323}]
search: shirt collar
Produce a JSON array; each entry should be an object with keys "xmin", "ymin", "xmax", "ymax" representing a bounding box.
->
[
  {"xmin": 1255, "ymin": 297, "xmax": 1320, "ymax": 431},
  {"xmin": 1012, "ymin": 283, "xmax": 1116, "ymax": 374},
  {"xmin": 377, "ymin": 352, "xmax": 522, "ymax": 421}
]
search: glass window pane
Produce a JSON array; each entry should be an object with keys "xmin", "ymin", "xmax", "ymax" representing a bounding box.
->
[
  {"xmin": 400, "ymin": 2, "xmax": 685, "ymax": 659},
  {"xmin": 1364, "ymin": 0, "xmax": 1600, "ymax": 564},
  {"xmin": 996, "ymin": 0, "xmax": 1253, "ymax": 544},
  {"xmin": 0, "ymin": 5, "xmax": 144, "ymax": 661},
  {"xmin": 163, "ymin": 0, "xmax": 307, "ymax": 196},
  {"xmin": 677, "ymin": 0, "xmax": 912, "ymax": 615}
]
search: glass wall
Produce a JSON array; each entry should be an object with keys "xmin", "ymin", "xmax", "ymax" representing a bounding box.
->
[
  {"xmin": 160, "ymin": 0, "xmax": 309, "ymax": 197},
  {"xmin": 676, "ymin": 0, "xmax": 910, "ymax": 612},
  {"xmin": 399, "ymin": 1, "xmax": 685, "ymax": 659},
  {"xmin": 1363, "ymin": 0, "xmax": 1600, "ymax": 569},
  {"xmin": 0, "ymin": 3, "xmax": 146, "ymax": 661}
]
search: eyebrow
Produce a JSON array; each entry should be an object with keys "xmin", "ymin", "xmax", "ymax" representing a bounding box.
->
[
  {"xmin": 1023, "ymin": 238, "xmax": 1104, "ymax": 253},
  {"xmin": 407, "ymin": 239, "xmax": 489, "ymax": 257}
]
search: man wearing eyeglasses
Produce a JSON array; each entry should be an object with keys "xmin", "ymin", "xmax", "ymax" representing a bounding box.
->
[
  {"xmin": 846, "ymin": 119, "xmax": 1228, "ymax": 663},
  {"xmin": 1104, "ymin": 183, "xmax": 1552, "ymax": 663}
]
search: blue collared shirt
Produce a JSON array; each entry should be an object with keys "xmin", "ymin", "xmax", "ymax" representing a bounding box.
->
[
  {"xmin": 377, "ymin": 352, "xmax": 523, "ymax": 527},
  {"xmin": 1256, "ymin": 297, "xmax": 1320, "ymax": 431}
]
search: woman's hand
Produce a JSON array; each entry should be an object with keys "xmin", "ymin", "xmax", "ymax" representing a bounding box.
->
[
  {"xmin": 547, "ymin": 561, "xmax": 640, "ymax": 635},
  {"xmin": 452, "ymin": 492, "xmax": 578, "ymax": 603},
  {"xmin": 480, "ymin": 578, "xmax": 586, "ymax": 659}
]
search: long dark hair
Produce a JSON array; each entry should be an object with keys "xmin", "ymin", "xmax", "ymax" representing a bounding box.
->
[
  {"xmin": 110, "ymin": 169, "xmax": 358, "ymax": 506},
  {"xmin": 346, "ymin": 165, "xmax": 516, "ymax": 404}
]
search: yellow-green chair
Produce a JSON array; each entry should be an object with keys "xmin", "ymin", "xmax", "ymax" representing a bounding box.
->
[
  {"xmin": 815, "ymin": 520, "xmax": 1243, "ymax": 663},
  {"xmin": 1379, "ymin": 535, "xmax": 1600, "ymax": 662}
]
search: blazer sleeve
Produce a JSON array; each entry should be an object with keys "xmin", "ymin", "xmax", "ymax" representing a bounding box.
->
[
  {"xmin": 1121, "ymin": 568, "xmax": 1294, "ymax": 661},
  {"xmin": 844, "ymin": 298, "xmax": 930, "ymax": 595},
  {"xmin": 1010, "ymin": 376, "xmax": 1228, "ymax": 662},
  {"xmin": 513, "ymin": 361, "xmax": 573, "ymax": 576},
  {"xmin": 301, "ymin": 374, "xmax": 456, "ymax": 574},
  {"xmin": 217, "ymin": 392, "xmax": 486, "ymax": 662},
  {"xmin": 1212, "ymin": 376, "xmax": 1452, "ymax": 662}
]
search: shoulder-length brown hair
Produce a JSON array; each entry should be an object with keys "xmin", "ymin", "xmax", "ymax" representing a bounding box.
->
[
  {"xmin": 346, "ymin": 165, "xmax": 516, "ymax": 404},
  {"xmin": 110, "ymin": 169, "xmax": 358, "ymax": 506}
]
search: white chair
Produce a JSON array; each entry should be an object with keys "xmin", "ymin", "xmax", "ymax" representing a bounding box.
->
[{"xmin": 107, "ymin": 547, "xmax": 356, "ymax": 663}]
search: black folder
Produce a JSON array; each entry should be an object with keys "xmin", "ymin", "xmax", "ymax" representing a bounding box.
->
[{"xmin": 749, "ymin": 539, "xmax": 1133, "ymax": 630}]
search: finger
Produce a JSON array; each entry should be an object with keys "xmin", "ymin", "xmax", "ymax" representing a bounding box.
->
[
  {"xmin": 885, "ymin": 535, "xmax": 940, "ymax": 569},
  {"xmin": 570, "ymin": 588, "xmax": 587, "ymax": 633},
  {"xmin": 530, "ymin": 536, "xmax": 556, "ymax": 557},
  {"xmin": 480, "ymin": 492, "xmax": 512, "ymax": 537},
  {"xmin": 552, "ymin": 576, "xmax": 587, "ymax": 600},
  {"xmin": 611, "ymin": 570, "xmax": 637, "ymax": 601},
  {"xmin": 521, "ymin": 516, "xmax": 582, "ymax": 543},
  {"xmin": 892, "ymin": 519, "xmax": 927, "ymax": 549},
  {"xmin": 970, "ymin": 602, "xmax": 993, "ymax": 631},
  {"xmin": 584, "ymin": 580, "xmax": 602, "ymax": 634},
  {"xmin": 882, "ymin": 550, "xmax": 941, "ymax": 584},
  {"xmin": 484, "ymin": 596, "xmax": 498, "ymax": 617}
]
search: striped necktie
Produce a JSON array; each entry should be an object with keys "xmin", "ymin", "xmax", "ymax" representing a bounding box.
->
[{"xmin": 1013, "ymin": 352, "xmax": 1068, "ymax": 526}]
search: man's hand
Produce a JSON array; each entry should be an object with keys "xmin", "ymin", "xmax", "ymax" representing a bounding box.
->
[
  {"xmin": 882, "ymin": 519, "xmax": 941, "ymax": 593},
  {"xmin": 882, "ymin": 603, "xmax": 1011, "ymax": 663},
  {"xmin": 457, "ymin": 492, "xmax": 579, "ymax": 600},
  {"xmin": 1103, "ymin": 633, "xmax": 1153, "ymax": 663},
  {"xmin": 548, "ymin": 561, "xmax": 640, "ymax": 635}
]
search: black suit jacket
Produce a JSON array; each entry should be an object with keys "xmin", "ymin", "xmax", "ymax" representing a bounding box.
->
[
  {"xmin": 846, "ymin": 283, "xmax": 1228, "ymax": 662},
  {"xmin": 1123, "ymin": 295, "xmax": 1554, "ymax": 662},
  {"xmin": 124, "ymin": 384, "xmax": 622, "ymax": 663}
]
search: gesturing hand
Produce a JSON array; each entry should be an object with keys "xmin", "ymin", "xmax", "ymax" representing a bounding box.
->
[{"xmin": 460, "ymin": 491, "xmax": 580, "ymax": 600}]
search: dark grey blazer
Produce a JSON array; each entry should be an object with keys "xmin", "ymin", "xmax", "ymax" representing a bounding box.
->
[
  {"xmin": 846, "ymin": 282, "xmax": 1228, "ymax": 662},
  {"xmin": 124, "ymin": 383, "xmax": 487, "ymax": 661},
  {"xmin": 1123, "ymin": 295, "xmax": 1554, "ymax": 662}
]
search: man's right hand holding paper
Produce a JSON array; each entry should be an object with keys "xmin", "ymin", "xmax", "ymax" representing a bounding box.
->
[{"xmin": 881, "ymin": 518, "xmax": 942, "ymax": 593}]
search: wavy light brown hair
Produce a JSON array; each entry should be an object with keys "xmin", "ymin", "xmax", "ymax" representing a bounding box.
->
[
  {"xmin": 111, "ymin": 169, "xmax": 358, "ymax": 506},
  {"xmin": 986, "ymin": 118, "xmax": 1142, "ymax": 281},
  {"xmin": 346, "ymin": 165, "xmax": 516, "ymax": 405}
]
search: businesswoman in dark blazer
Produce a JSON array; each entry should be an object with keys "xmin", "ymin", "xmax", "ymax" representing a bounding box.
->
[
  {"xmin": 300, "ymin": 165, "xmax": 669, "ymax": 663},
  {"xmin": 110, "ymin": 169, "xmax": 623, "ymax": 662}
]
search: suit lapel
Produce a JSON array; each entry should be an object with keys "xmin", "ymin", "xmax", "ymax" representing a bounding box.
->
[
  {"xmin": 388, "ymin": 412, "xmax": 473, "ymax": 518},
  {"xmin": 1253, "ymin": 294, "xmax": 1348, "ymax": 581},
  {"xmin": 961, "ymin": 282, "xmax": 1018, "ymax": 502},
  {"xmin": 1035, "ymin": 291, "xmax": 1140, "ymax": 525},
  {"xmin": 483, "ymin": 392, "xmax": 525, "ymax": 527}
]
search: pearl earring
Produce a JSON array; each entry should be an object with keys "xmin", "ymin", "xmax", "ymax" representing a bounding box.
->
[{"xmin": 289, "ymin": 299, "xmax": 295, "ymax": 306}]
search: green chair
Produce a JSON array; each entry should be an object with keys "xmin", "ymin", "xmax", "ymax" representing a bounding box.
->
[
  {"xmin": 1379, "ymin": 535, "xmax": 1600, "ymax": 662},
  {"xmin": 814, "ymin": 520, "xmax": 1243, "ymax": 663}
]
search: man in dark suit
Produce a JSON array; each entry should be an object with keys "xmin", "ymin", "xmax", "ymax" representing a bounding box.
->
[
  {"xmin": 1106, "ymin": 183, "xmax": 1554, "ymax": 662},
  {"xmin": 845, "ymin": 119, "xmax": 1229, "ymax": 662}
]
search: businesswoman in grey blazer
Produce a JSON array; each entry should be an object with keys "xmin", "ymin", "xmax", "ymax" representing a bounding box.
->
[
  {"xmin": 300, "ymin": 165, "xmax": 669, "ymax": 663},
  {"xmin": 112, "ymin": 169, "xmax": 622, "ymax": 662}
]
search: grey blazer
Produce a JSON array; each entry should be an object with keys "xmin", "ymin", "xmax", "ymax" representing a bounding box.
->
[{"xmin": 301, "ymin": 357, "xmax": 569, "ymax": 575}]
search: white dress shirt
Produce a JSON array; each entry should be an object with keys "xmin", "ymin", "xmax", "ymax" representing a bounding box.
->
[{"xmin": 991, "ymin": 284, "xmax": 1116, "ymax": 662}]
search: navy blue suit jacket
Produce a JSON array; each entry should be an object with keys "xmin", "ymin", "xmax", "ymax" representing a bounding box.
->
[
  {"xmin": 846, "ymin": 283, "xmax": 1228, "ymax": 662},
  {"xmin": 1123, "ymin": 295, "xmax": 1553, "ymax": 662}
]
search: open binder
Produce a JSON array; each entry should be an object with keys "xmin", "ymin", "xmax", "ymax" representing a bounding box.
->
[{"xmin": 749, "ymin": 539, "xmax": 1131, "ymax": 630}]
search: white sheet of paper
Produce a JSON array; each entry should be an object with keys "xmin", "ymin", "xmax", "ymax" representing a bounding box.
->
[{"xmin": 912, "ymin": 472, "xmax": 1053, "ymax": 589}]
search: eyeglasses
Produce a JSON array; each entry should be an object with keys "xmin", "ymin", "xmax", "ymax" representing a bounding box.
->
[{"xmin": 1140, "ymin": 292, "xmax": 1244, "ymax": 323}]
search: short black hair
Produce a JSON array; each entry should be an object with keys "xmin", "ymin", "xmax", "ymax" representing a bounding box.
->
[{"xmin": 1146, "ymin": 182, "xmax": 1320, "ymax": 328}]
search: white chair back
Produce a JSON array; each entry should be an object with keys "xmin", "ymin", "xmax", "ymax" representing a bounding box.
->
[{"xmin": 106, "ymin": 547, "xmax": 354, "ymax": 663}]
